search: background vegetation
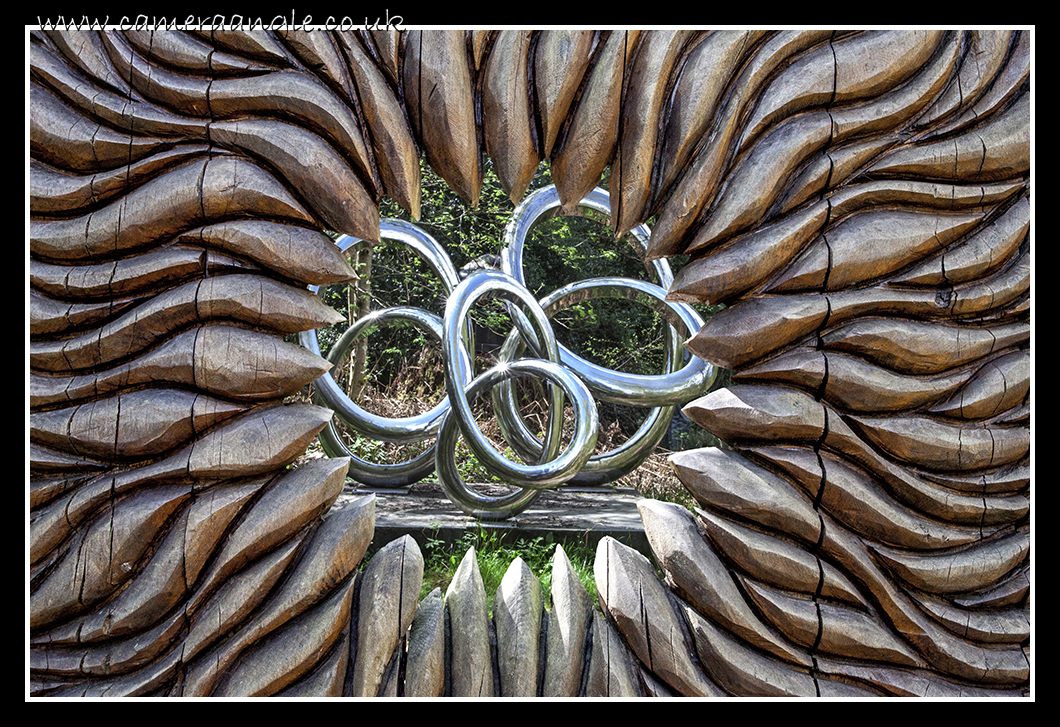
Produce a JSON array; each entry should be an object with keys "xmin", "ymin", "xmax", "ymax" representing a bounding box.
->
[
  {"xmin": 317, "ymin": 159, "xmax": 729, "ymax": 449},
  {"xmin": 307, "ymin": 159, "xmax": 732, "ymax": 604},
  {"xmin": 417, "ymin": 526, "xmax": 600, "ymax": 613}
]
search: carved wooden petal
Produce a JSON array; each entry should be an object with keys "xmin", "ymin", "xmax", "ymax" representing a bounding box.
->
[
  {"xmin": 31, "ymin": 484, "xmax": 192, "ymax": 631},
  {"xmin": 594, "ymin": 536, "xmax": 725, "ymax": 697},
  {"xmin": 30, "ymin": 389, "xmax": 247, "ymax": 461},
  {"xmin": 542, "ymin": 545, "xmax": 592, "ymax": 697},
  {"xmin": 494, "ymin": 556, "xmax": 543, "ymax": 696},
  {"xmin": 639, "ymin": 499, "xmax": 811, "ymax": 666},
  {"xmin": 534, "ymin": 30, "xmax": 595, "ymax": 160},
  {"xmin": 403, "ymin": 30, "xmax": 481, "ymax": 208},
  {"xmin": 669, "ymin": 446, "xmax": 821, "ymax": 547},
  {"xmin": 404, "ymin": 588, "xmax": 445, "ymax": 697},
  {"xmin": 740, "ymin": 577, "xmax": 927, "ymax": 668},
  {"xmin": 870, "ymin": 527, "xmax": 1030, "ymax": 596},
  {"xmin": 350, "ymin": 535, "xmax": 423, "ymax": 697},
  {"xmin": 483, "ymin": 30, "xmax": 540, "ymax": 204},
  {"xmin": 694, "ymin": 506, "xmax": 865, "ymax": 608},
  {"xmin": 444, "ymin": 546, "xmax": 493, "ymax": 697},
  {"xmin": 212, "ymin": 576, "xmax": 357, "ymax": 697}
]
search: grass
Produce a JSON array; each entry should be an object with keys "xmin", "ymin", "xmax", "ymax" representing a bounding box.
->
[
  {"xmin": 354, "ymin": 523, "xmax": 599, "ymax": 616},
  {"xmin": 417, "ymin": 524, "xmax": 598, "ymax": 615},
  {"xmin": 289, "ymin": 273, "xmax": 730, "ymax": 613},
  {"xmin": 290, "ymin": 355, "xmax": 716, "ymax": 607}
]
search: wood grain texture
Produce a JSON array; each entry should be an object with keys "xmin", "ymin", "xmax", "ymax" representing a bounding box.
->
[{"xmin": 30, "ymin": 27, "xmax": 1029, "ymax": 697}]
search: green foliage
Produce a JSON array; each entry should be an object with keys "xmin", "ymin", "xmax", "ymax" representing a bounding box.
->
[
  {"xmin": 417, "ymin": 525, "xmax": 598, "ymax": 615},
  {"xmin": 408, "ymin": 159, "xmax": 518, "ymax": 269},
  {"xmin": 374, "ymin": 159, "xmax": 685, "ymax": 358},
  {"xmin": 317, "ymin": 156, "xmax": 729, "ymax": 488}
]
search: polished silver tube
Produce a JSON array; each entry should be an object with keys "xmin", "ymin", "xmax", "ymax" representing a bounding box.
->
[
  {"xmin": 501, "ymin": 185, "xmax": 672, "ymax": 290},
  {"xmin": 491, "ymin": 277, "xmax": 708, "ymax": 484},
  {"xmin": 299, "ymin": 188, "xmax": 713, "ymax": 512},
  {"xmin": 299, "ymin": 220, "xmax": 466, "ymax": 355},
  {"xmin": 299, "ymin": 221, "xmax": 469, "ymax": 487},
  {"xmin": 309, "ymin": 307, "xmax": 471, "ymax": 488},
  {"xmin": 436, "ymin": 358, "xmax": 599, "ymax": 519},
  {"xmin": 316, "ymin": 418, "xmax": 437, "ymax": 488},
  {"xmin": 443, "ymin": 271, "xmax": 590, "ymax": 487},
  {"xmin": 322, "ymin": 307, "xmax": 469, "ymax": 442}
]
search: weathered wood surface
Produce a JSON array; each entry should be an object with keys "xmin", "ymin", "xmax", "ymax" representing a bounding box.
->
[
  {"xmin": 30, "ymin": 24, "xmax": 372, "ymax": 696},
  {"xmin": 482, "ymin": 30, "xmax": 540, "ymax": 204},
  {"xmin": 349, "ymin": 535, "xmax": 423, "ymax": 696},
  {"xmin": 493, "ymin": 556, "xmax": 543, "ymax": 696},
  {"xmin": 402, "ymin": 30, "xmax": 481, "ymax": 208},
  {"xmin": 30, "ymin": 28, "xmax": 1029, "ymax": 697},
  {"xmin": 443, "ymin": 547, "xmax": 494, "ymax": 697},
  {"xmin": 668, "ymin": 35, "xmax": 1029, "ymax": 688}
]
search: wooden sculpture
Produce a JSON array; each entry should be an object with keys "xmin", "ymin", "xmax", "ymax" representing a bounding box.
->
[{"xmin": 29, "ymin": 28, "xmax": 1029, "ymax": 697}]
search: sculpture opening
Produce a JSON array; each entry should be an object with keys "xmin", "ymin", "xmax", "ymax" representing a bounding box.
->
[{"xmin": 29, "ymin": 27, "xmax": 1029, "ymax": 698}]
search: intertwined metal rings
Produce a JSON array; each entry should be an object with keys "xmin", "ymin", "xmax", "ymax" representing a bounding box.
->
[{"xmin": 302, "ymin": 185, "xmax": 716, "ymax": 518}]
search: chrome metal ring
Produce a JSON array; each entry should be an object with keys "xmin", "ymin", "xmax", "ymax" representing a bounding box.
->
[
  {"xmin": 436, "ymin": 358, "xmax": 599, "ymax": 519},
  {"xmin": 301, "ymin": 187, "xmax": 712, "ymax": 513}
]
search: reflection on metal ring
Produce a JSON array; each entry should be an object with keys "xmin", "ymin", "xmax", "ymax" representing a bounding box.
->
[
  {"xmin": 303, "ymin": 186, "xmax": 714, "ymax": 516},
  {"xmin": 436, "ymin": 358, "xmax": 598, "ymax": 519}
]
